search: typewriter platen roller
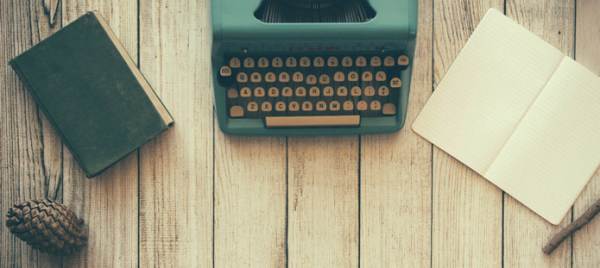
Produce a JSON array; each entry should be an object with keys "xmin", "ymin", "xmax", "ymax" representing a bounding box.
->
[{"xmin": 212, "ymin": 0, "xmax": 418, "ymax": 136}]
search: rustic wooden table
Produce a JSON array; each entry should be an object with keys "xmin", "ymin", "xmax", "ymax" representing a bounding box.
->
[{"xmin": 2, "ymin": 0, "xmax": 600, "ymax": 267}]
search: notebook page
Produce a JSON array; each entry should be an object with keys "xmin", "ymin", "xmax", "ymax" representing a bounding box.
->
[
  {"xmin": 485, "ymin": 57, "xmax": 600, "ymax": 224},
  {"xmin": 412, "ymin": 8, "xmax": 565, "ymax": 175}
]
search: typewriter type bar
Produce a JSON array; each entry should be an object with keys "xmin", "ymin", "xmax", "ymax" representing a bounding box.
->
[
  {"xmin": 265, "ymin": 115, "xmax": 360, "ymax": 128},
  {"xmin": 218, "ymin": 54, "xmax": 408, "ymax": 128}
]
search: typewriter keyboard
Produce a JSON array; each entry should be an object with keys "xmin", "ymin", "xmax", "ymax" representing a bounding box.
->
[{"xmin": 217, "ymin": 55, "xmax": 408, "ymax": 127}]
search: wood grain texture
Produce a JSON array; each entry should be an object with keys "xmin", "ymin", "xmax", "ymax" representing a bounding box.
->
[
  {"xmin": 432, "ymin": 1, "xmax": 504, "ymax": 267},
  {"xmin": 573, "ymin": 0, "xmax": 600, "ymax": 267},
  {"xmin": 503, "ymin": 1, "xmax": 575, "ymax": 267},
  {"xmin": 1, "ymin": 0, "xmax": 63, "ymax": 267},
  {"xmin": 139, "ymin": 0, "xmax": 213, "ymax": 266},
  {"xmin": 214, "ymin": 134, "xmax": 287, "ymax": 267},
  {"xmin": 60, "ymin": 2, "xmax": 140, "ymax": 266},
  {"xmin": 288, "ymin": 137, "xmax": 359, "ymax": 268},
  {"xmin": 359, "ymin": 0, "xmax": 433, "ymax": 267}
]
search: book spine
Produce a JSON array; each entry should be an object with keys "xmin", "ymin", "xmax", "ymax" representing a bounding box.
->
[{"xmin": 9, "ymin": 59, "xmax": 93, "ymax": 177}]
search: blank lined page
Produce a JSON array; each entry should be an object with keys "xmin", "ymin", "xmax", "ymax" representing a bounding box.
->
[
  {"xmin": 412, "ymin": 8, "xmax": 565, "ymax": 175},
  {"xmin": 485, "ymin": 57, "xmax": 600, "ymax": 224}
]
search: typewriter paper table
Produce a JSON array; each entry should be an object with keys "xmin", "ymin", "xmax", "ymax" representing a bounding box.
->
[{"xmin": 2, "ymin": 0, "xmax": 599, "ymax": 267}]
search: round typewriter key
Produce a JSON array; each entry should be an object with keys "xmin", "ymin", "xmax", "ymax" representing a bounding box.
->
[
  {"xmin": 250, "ymin": 72, "xmax": 262, "ymax": 83},
  {"xmin": 272, "ymin": 57, "xmax": 283, "ymax": 67},
  {"xmin": 244, "ymin": 58, "xmax": 255, "ymax": 68},
  {"xmin": 390, "ymin": 78, "xmax": 402, "ymax": 88},
  {"xmin": 323, "ymin": 86, "xmax": 334, "ymax": 97},
  {"xmin": 329, "ymin": 101, "xmax": 341, "ymax": 111},
  {"xmin": 230, "ymin": 106, "xmax": 244, "ymax": 117},
  {"xmin": 383, "ymin": 103, "xmax": 397, "ymax": 115},
  {"xmin": 282, "ymin": 87, "xmax": 293, "ymax": 97},
  {"xmin": 306, "ymin": 75, "xmax": 317, "ymax": 85},
  {"xmin": 370, "ymin": 56, "xmax": 381, "ymax": 67},
  {"xmin": 362, "ymin": 71, "xmax": 372, "ymax": 81},
  {"xmin": 351, "ymin": 86, "xmax": 361, "ymax": 96},
  {"xmin": 258, "ymin": 57, "xmax": 269, "ymax": 68},
  {"xmin": 293, "ymin": 72, "xmax": 304, "ymax": 82},
  {"xmin": 357, "ymin": 101, "xmax": 368, "ymax": 111},
  {"xmin": 237, "ymin": 72, "xmax": 248, "ymax": 83},
  {"xmin": 356, "ymin": 57, "xmax": 367, "ymax": 67},
  {"xmin": 364, "ymin": 86, "xmax": 375, "ymax": 96},
  {"xmin": 286, "ymin": 57, "xmax": 297, "ymax": 67},
  {"xmin": 343, "ymin": 101, "xmax": 354, "ymax": 111},
  {"xmin": 327, "ymin": 57, "xmax": 338, "ymax": 67},
  {"xmin": 279, "ymin": 72, "xmax": 290, "ymax": 82},
  {"xmin": 334, "ymin": 72, "xmax": 345, "ymax": 82},
  {"xmin": 337, "ymin": 86, "xmax": 348, "ymax": 97},
  {"xmin": 268, "ymin": 87, "xmax": 279, "ymax": 97},
  {"xmin": 342, "ymin": 56, "xmax": 353, "ymax": 67},
  {"xmin": 348, "ymin": 71, "xmax": 359, "ymax": 82},
  {"xmin": 370, "ymin": 100, "xmax": 381, "ymax": 111},
  {"xmin": 230, "ymin": 58, "xmax": 241, "ymax": 68},
  {"xmin": 289, "ymin": 101, "xmax": 300, "ymax": 111},
  {"xmin": 247, "ymin": 102, "xmax": 258, "ymax": 112},
  {"xmin": 319, "ymin": 74, "xmax": 330, "ymax": 84},
  {"xmin": 300, "ymin": 57, "xmax": 311, "ymax": 67},
  {"xmin": 302, "ymin": 101, "xmax": 313, "ymax": 111},
  {"xmin": 220, "ymin": 66, "xmax": 232, "ymax": 76},
  {"xmin": 227, "ymin": 88, "xmax": 238, "ymax": 98},
  {"xmin": 398, "ymin": 55, "xmax": 409, "ymax": 66},
  {"xmin": 295, "ymin": 87, "xmax": 306, "ymax": 97},
  {"xmin": 240, "ymin": 87, "xmax": 251, "ymax": 97},
  {"xmin": 314, "ymin": 57, "xmax": 325, "ymax": 67},
  {"xmin": 378, "ymin": 86, "xmax": 389, "ymax": 96},
  {"xmin": 254, "ymin": 87, "xmax": 265, "ymax": 97},
  {"xmin": 275, "ymin": 101, "xmax": 286, "ymax": 111},
  {"xmin": 316, "ymin": 101, "xmax": 327, "ymax": 111},
  {"xmin": 265, "ymin": 72, "xmax": 276, "ymax": 82},
  {"xmin": 309, "ymin": 87, "xmax": 320, "ymax": 97},
  {"xmin": 376, "ymin": 71, "xmax": 387, "ymax": 81},
  {"xmin": 261, "ymin": 102, "xmax": 272, "ymax": 112},
  {"xmin": 384, "ymin": 56, "xmax": 395, "ymax": 66}
]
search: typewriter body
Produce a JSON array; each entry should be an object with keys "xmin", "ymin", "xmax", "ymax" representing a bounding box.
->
[{"xmin": 211, "ymin": 0, "xmax": 418, "ymax": 136}]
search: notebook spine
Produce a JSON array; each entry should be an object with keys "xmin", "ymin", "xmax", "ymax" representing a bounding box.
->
[{"xmin": 8, "ymin": 59, "xmax": 93, "ymax": 177}]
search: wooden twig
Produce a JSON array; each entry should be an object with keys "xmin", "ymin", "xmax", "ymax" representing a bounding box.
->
[{"xmin": 543, "ymin": 197, "xmax": 600, "ymax": 255}]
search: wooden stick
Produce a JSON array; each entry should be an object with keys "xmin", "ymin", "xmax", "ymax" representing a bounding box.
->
[{"xmin": 543, "ymin": 197, "xmax": 600, "ymax": 255}]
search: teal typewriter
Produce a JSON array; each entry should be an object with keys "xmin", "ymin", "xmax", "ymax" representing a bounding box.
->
[{"xmin": 211, "ymin": 0, "xmax": 418, "ymax": 136}]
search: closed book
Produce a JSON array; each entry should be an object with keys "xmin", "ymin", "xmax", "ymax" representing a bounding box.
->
[{"xmin": 9, "ymin": 11, "xmax": 174, "ymax": 178}]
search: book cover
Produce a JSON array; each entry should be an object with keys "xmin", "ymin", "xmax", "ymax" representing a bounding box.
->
[
  {"xmin": 9, "ymin": 11, "xmax": 174, "ymax": 178},
  {"xmin": 412, "ymin": 9, "xmax": 600, "ymax": 224}
]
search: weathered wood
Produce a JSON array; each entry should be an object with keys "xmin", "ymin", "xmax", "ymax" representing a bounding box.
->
[
  {"xmin": 214, "ymin": 134, "xmax": 287, "ymax": 267},
  {"xmin": 60, "ymin": 1, "xmax": 140, "ymax": 267},
  {"xmin": 1, "ymin": 0, "xmax": 63, "ymax": 266},
  {"xmin": 503, "ymin": 1, "xmax": 575, "ymax": 266},
  {"xmin": 288, "ymin": 137, "xmax": 359, "ymax": 268},
  {"xmin": 138, "ymin": 0, "xmax": 213, "ymax": 266},
  {"xmin": 359, "ymin": 0, "xmax": 433, "ymax": 267},
  {"xmin": 432, "ymin": 1, "xmax": 504, "ymax": 267},
  {"xmin": 573, "ymin": 0, "xmax": 600, "ymax": 266}
]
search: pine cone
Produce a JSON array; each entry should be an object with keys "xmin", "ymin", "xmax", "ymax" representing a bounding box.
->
[{"xmin": 5, "ymin": 198, "xmax": 87, "ymax": 255}]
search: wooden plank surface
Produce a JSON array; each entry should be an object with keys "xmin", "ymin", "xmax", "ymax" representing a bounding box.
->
[
  {"xmin": 138, "ymin": 0, "xmax": 213, "ymax": 267},
  {"xmin": 432, "ymin": 1, "xmax": 504, "ymax": 267},
  {"xmin": 61, "ymin": 1, "xmax": 139, "ymax": 267},
  {"xmin": 1, "ymin": 0, "xmax": 63, "ymax": 267},
  {"xmin": 573, "ymin": 0, "xmax": 600, "ymax": 267},
  {"xmin": 287, "ymin": 137, "xmax": 359, "ymax": 268},
  {"xmin": 214, "ymin": 134, "xmax": 287, "ymax": 267},
  {"xmin": 359, "ymin": 0, "xmax": 433, "ymax": 267},
  {"xmin": 503, "ymin": 1, "xmax": 575, "ymax": 267}
]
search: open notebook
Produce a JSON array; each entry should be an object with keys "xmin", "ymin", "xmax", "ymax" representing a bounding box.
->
[{"xmin": 412, "ymin": 8, "xmax": 600, "ymax": 225}]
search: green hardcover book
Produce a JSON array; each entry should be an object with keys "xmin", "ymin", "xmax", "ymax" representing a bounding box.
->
[{"xmin": 9, "ymin": 11, "xmax": 174, "ymax": 178}]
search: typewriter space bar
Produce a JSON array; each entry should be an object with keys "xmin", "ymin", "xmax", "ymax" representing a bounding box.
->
[{"xmin": 265, "ymin": 115, "xmax": 360, "ymax": 128}]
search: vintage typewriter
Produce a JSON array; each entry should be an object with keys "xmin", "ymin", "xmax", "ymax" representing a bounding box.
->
[{"xmin": 211, "ymin": 0, "xmax": 418, "ymax": 135}]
